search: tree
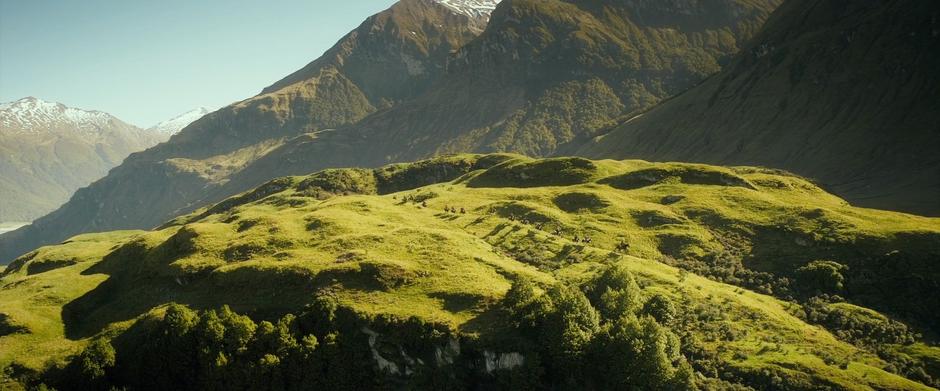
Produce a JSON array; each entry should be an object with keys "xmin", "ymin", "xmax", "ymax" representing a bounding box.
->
[
  {"xmin": 643, "ymin": 294, "xmax": 677, "ymax": 325},
  {"xmin": 503, "ymin": 277, "xmax": 544, "ymax": 329},
  {"xmin": 542, "ymin": 285, "xmax": 599, "ymax": 356},
  {"xmin": 590, "ymin": 316, "xmax": 695, "ymax": 390},
  {"xmin": 796, "ymin": 260, "xmax": 848, "ymax": 293},
  {"xmin": 78, "ymin": 339, "xmax": 115, "ymax": 384},
  {"xmin": 592, "ymin": 264, "xmax": 643, "ymax": 318}
]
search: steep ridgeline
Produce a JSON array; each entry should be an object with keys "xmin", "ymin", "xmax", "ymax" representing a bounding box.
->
[
  {"xmin": 0, "ymin": 98, "xmax": 166, "ymax": 222},
  {"xmin": 0, "ymin": 0, "xmax": 781, "ymax": 264},
  {"xmin": 2, "ymin": 155, "xmax": 939, "ymax": 389},
  {"xmin": 0, "ymin": 0, "xmax": 491, "ymax": 263},
  {"xmin": 242, "ymin": 0, "xmax": 781, "ymax": 171},
  {"xmin": 178, "ymin": 0, "xmax": 782, "ymax": 240},
  {"xmin": 577, "ymin": 0, "xmax": 940, "ymax": 216},
  {"xmin": 146, "ymin": 107, "xmax": 213, "ymax": 136}
]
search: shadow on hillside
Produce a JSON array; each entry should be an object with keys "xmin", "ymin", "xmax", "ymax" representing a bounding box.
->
[{"xmin": 59, "ymin": 235, "xmax": 323, "ymax": 340}]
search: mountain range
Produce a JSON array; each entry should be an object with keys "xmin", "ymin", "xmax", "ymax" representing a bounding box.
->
[
  {"xmin": 0, "ymin": 98, "xmax": 166, "ymax": 223},
  {"xmin": 0, "ymin": 98, "xmax": 210, "ymax": 224},
  {"xmin": 0, "ymin": 0, "xmax": 782, "ymax": 264}
]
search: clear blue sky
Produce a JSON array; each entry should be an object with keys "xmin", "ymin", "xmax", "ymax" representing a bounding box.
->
[{"xmin": 0, "ymin": 0, "xmax": 397, "ymax": 126}]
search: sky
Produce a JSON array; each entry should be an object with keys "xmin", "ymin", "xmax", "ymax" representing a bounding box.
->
[{"xmin": 0, "ymin": 0, "xmax": 397, "ymax": 127}]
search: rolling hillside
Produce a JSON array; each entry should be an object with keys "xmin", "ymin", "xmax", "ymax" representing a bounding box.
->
[{"xmin": 2, "ymin": 155, "xmax": 939, "ymax": 389}]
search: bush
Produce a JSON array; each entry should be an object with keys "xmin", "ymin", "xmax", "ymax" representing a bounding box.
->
[
  {"xmin": 643, "ymin": 294, "xmax": 678, "ymax": 325},
  {"xmin": 795, "ymin": 260, "xmax": 847, "ymax": 294}
]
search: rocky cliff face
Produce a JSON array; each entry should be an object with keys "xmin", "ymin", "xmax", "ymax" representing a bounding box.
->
[{"xmin": 577, "ymin": 0, "xmax": 940, "ymax": 216}]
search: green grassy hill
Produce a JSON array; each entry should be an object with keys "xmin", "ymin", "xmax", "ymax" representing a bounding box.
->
[{"xmin": 2, "ymin": 155, "xmax": 938, "ymax": 390}]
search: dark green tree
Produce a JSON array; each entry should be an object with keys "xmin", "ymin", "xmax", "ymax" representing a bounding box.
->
[
  {"xmin": 643, "ymin": 294, "xmax": 677, "ymax": 325},
  {"xmin": 591, "ymin": 264, "xmax": 643, "ymax": 319},
  {"xmin": 796, "ymin": 260, "xmax": 848, "ymax": 293},
  {"xmin": 590, "ymin": 316, "xmax": 695, "ymax": 390}
]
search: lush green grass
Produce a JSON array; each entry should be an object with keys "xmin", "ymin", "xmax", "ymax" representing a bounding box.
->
[{"xmin": 2, "ymin": 154, "xmax": 938, "ymax": 389}]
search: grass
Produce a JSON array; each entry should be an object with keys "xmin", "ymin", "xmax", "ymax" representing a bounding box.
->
[{"xmin": 1, "ymin": 154, "xmax": 938, "ymax": 389}]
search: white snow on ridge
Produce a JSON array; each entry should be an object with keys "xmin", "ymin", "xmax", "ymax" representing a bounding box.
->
[
  {"xmin": 432, "ymin": 0, "xmax": 502, "ymax": 19},
  {"xmin": 147, "ymin": 107, "xmax": 212, "ymax": 135},
  {"xmin": 0, "ymin": 97, "xmax": 117, "ymax": 135}
]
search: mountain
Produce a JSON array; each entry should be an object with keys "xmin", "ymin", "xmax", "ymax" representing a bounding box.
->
[
  {"xmin": 576, "ymin": 0, "xmax": 940, "ymax": 216},
  {"xmin": 0, "ymin": 0, "xmax": 781, "ymax": 264},
  {"xmin": 2, "ymin": 155, "xmax": 938, "ymax": 389},
  {"xmin": 0, "ymin": 97, "xmax": 167, "ymax": 223},
  {"xmin": 146, "ymin": 107, "xmax": 212, "ymax": 136},
  {"xmin": 0, "ymin": 0, "xmax": 493, "ymax": 264}
]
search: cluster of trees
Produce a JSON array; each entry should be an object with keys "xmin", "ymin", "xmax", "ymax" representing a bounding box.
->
[
  {"xmin": 502, "ymin": 265, "xmax": 696, "ymax": 389},
  {"xmin": 45, "ymin": 301, "xmax": 381, "ymax": 391},
  {"xmin": 801, "ymin": 295, "xmax": 916, "ymax": 347},
  {"xmin": 30, "ymin": 265, "xmax": 701, "ymax": 390},
  {"xmin": 29, "ymin": 262, "xmax": 933, "ymax": 390}
]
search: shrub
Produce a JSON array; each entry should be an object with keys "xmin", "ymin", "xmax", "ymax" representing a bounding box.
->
[{"xmin": 796, "ymin": 260, "xmax": 848, "ymax": 294}]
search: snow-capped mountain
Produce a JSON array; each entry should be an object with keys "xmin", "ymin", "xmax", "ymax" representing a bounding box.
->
[
  {"xmin": 432, "ymin": 0, "xmax": 501, "ymax": 19},
  {"xmin": 0, "ymin": 97, "xmax": 166, "ymax": 223},
  {"xmin": 0, "ymin": 97, "xmax": 122, "ymax": 135},
  {"xmin": 147, "ymin": 107, "xmax": 212, "ymax": 135}
]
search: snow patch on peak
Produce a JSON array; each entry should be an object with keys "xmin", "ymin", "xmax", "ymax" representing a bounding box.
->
[
  {"xmin": 147, "ymin": 107, "xmax": 212, "ymax": 135},
  {"xmin": 0, "ymin": 97, "xmax": 118, "ymax": 134},
  {"xmin": 432, "ymin": 0, "xmax": 501, "ymax": 19}
]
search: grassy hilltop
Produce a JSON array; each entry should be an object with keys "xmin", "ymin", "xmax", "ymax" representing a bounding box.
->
[{"xmin": 2, "ymin": 154, "xmax": 939, "ymax": 390}]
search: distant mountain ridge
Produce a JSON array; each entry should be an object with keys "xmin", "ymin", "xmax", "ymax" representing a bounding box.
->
[
  {"xmin": 0, "ymin": 97, "xmax": 167, "ymax": 222},
  {"xmin": 0, "ymin": 0, "xmax": 781, "ymax": 264},
  {"xmin": 1, "ymin": 97, "xmax": 126, "ymax": 135},
  {"xmin": 433, "ymin": 0, "xmax": 501, "ymax": 19},
  {"xmin": 146, "ymin": 107, "xmax": 213, "ymax": 135}
]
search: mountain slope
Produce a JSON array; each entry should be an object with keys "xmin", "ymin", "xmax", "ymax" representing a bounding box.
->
[
  {"xmin": 0, "ymin": 0, "xmax": 495, "ymax": 264},
  {"xmin": 576, "ymin": 0, "xmax": 940, "ymax": 216},
  {"xmin": 182, "ymin": 0, "xmax": 782, "ymax": 237},
  {"xmin": 258, "ymin": 0, "xmax": 782, "ymax": 166},
  {"xmin": 0, "ymin": 0, "xmax": 780, "ymax": 264},
  {"xmin": 0, "ymin": 98, "xmax": 166, "ymax": 222},
  {"xmin": 1, "ymin": 155, "xmax": 938, "ymax": 389}
]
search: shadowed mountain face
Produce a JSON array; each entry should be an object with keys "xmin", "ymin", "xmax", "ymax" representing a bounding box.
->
[
  {"xmin": 0, "ymin": 0, "xmax": 779, "ymax": 263},
  {"xmin": 577, "ymin": 0, "xmax": 940, "ymax": 216}
]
